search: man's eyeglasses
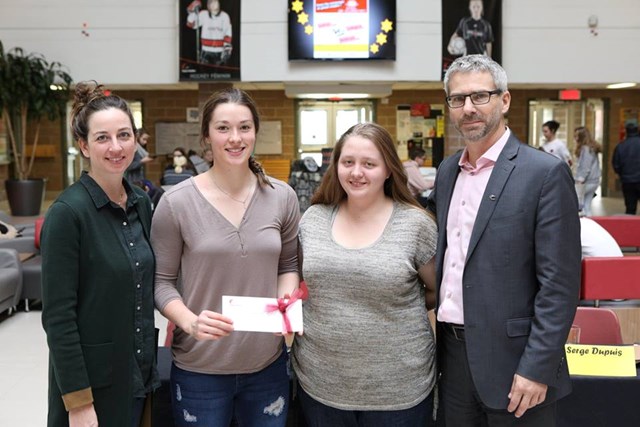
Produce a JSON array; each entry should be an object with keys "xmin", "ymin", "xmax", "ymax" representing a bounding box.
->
[{"xmin": 445, "ymin": 90, "xmax": 502, "ymax": 108}]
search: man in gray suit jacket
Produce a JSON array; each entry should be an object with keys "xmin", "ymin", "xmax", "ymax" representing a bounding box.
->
[{"xmin": 428, "ymin": 55, "xmax": 581, "ymax": 426}]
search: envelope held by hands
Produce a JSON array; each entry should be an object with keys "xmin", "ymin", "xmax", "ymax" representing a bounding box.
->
[{"xmin": 222, "ymin": 295, "xmax": 303, "ymax": 333}]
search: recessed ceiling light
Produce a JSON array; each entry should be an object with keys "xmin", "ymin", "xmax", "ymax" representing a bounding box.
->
[{"xmin": 606, "ymin": 82, "xmax": 637, "ymax": 89}]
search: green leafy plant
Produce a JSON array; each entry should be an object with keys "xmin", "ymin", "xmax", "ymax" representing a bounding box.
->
[{"xmin": 0, "ymin": 41, "xmax": 73, "ymax": 180}]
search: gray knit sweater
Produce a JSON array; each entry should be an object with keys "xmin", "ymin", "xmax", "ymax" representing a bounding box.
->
[{"xmin": 292, "ymin": 202, "xmax": 437, "ymax": 410}]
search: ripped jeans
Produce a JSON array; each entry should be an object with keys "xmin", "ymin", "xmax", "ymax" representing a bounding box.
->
[{"xmin": 170, "ymin": 351, "xmax": 289, "ymax": 427}]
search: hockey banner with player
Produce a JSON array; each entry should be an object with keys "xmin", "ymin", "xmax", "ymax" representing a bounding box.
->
[
  {"xmin": 442, "ymin": 0, "xmax": 501, "ymax": 79},
  {"xmin": 179, "ymin": 0, "xmax": 241, "ymax": 81}
]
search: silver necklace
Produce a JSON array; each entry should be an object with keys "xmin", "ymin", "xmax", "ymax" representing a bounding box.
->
[
  {"xmin": 211, "ymin": 176, "xmax": 254, "ymax": 208},
  {"xmin": 113, "ymin": 190, "xmax": 126, "ymax": 208}
]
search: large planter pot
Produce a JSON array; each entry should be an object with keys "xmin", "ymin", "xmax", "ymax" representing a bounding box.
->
[{"xmin": 5, "ymin": 179, "xmax": 47, "ymax": 216}]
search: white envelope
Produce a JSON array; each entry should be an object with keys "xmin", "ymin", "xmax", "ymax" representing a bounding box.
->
[{"xmin": 222, "ymin": 295, "xmax": 303, "ymax": 333}]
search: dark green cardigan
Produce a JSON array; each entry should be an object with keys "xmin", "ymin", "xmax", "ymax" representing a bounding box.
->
[{"xmin": 41, "ymin": 173, "xmax": 159, "ymax": 426}]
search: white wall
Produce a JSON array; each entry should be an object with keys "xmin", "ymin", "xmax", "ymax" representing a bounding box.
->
[{"xmin": 0, "ymin": 0, "xmax": 638, "ymax": 86}]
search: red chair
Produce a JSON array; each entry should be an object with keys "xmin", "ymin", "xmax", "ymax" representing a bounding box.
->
[
  {"xmin": 164, "ymin": 321, "xmax": 176, "ymax": 347},
  {"xmin": 572, "ymin": 307, "xmax": 623, "ymax": 345},
  {"xmin": 590, "ymin": 216, "xmax": 640, "ymax": 251}
]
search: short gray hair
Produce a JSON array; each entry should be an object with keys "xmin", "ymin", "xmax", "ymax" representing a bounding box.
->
[{"xmin": 444, "ymin": 54, "xmax": 508, "ymax": 95}]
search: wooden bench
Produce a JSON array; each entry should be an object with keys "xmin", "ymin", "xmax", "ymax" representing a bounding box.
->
[
  {"xmin": 590, "ymin": 216, "xmax": 640, "ymax": 252},
  {"xmin": 259, "ymin": 159, "xmax": 291, "ymax": 182},
  {"xmin": 581, "ymin": 256, "xmax": 640, "ymax": 306}
]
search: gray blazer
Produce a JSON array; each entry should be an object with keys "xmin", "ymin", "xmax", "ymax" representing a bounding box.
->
[{"xmin": 428, "ymin": 134, "xmax": 581, "ymax": 409}]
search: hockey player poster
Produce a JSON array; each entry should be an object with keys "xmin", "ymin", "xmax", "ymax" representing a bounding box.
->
[
  {"xmin": 442, "ymin": 0, "xmax": 501, "ymax": 78},
  {"xmin": 179, "ymin": 0, "xmax": 241, "ymax": 82}
]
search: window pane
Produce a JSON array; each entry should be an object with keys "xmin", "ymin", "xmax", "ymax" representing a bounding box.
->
[
  {"xmin": 335, "ymin": 109, "xmax": 359, "ymax": 140},
  {"xmin": 130, "ymin": 101, "xmax": 143, "ymax": 129},
  {"xmin": 300, "ymin": 110, "xmax": 328, "ymax": 145}
]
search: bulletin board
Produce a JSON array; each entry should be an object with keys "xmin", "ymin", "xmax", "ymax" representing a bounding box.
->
[
  {"xmin": 255, "ymin": 121, "xmax": 283, "ymax": 155},
  {"xmin": 155, "ymin": 122, "xmax": 201, "ymax": 155}
]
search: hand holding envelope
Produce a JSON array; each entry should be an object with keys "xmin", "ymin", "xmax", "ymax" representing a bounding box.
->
[
  {"xmin": 189, "ymin": 310, "xmax": 234, "ymax": 341},
  {"xmin": 222, "ymin": 282, "xmax": 308, "ymax": 335}
]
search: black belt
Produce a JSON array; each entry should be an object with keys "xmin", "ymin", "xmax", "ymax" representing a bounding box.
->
[{"xmin": 443, "ymin": 322, "xmax": 465, "ymax": 341}]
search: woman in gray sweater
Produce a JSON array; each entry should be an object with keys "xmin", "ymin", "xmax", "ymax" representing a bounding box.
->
[
  {"xmin": 574, "ymin": 126, "xmax": 601, "ymax": 216},
  {"xmin": 292, "ymin": 123, "xmax": 438, "ymax": 426}
]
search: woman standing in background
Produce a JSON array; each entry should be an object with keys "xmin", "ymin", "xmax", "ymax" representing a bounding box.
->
[
  {"xmin": 41, "ymin": 81, "xmax": 159, "ymax": 427},
  {"xmin": 574, "ymin": 126, "xmax": 601, "ymax": 216},
  {"xmin": 541, "ymin": 120, "xmax": 572, "ymax": 166},
  {"xmin": 125, "ymin": 128, "xmax": 155, "ymax": 183}
]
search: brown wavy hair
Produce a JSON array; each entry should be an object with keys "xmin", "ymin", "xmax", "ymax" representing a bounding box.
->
[
  {"xmin": 574, "ymin": 126, "xmax": 601, "ymax": 157},
  {"xmin": 311, "ymin": 122, "xmax": 421, "ymax": 209},
  {"xmin": 71, "ymin": 81, "xmax": 136, "ymax": 145},
  {"xmin": 199, "ymin": 87, "xmax": 272, "ymax": 188}
]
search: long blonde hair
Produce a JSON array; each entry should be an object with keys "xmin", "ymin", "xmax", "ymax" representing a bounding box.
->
[
  {"xmin": 311, "ymin": 122, "xmax": 421, "ymax": 209},
  {"xmin": 574, "ymin": 127, "xmax": 601, "ymax": 157}
]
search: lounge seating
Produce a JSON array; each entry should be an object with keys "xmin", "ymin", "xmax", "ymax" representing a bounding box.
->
[
  {"xmin": 0, "ymin": 248, "xmax": 23, "ymax": 316},
  {"xmin": 0, "ymin": 218, "xmax": 43, "ymax": 311},
  {"xmin": 590, "ymin": 216, "xmax": 640, "ymax": 252},
  {"xmin": 581, "ymin": 256, "xmax": 640, "ymax": 306}
]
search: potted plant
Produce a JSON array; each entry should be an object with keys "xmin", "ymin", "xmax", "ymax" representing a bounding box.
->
[{"xmin": 0, "ymin": 41, "xmax": 72, "ymax": 216}]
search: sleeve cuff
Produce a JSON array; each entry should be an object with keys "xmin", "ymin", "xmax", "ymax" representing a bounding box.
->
[{"xmin": 62, "ymin": 387, "xmax": 94, "ymax": 411}]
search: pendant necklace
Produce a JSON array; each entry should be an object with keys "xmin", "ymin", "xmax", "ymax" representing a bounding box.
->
[
  {"xmin": 211, "ymin": 176, "xmax": 254, "ymax": 209},
  {"xmin": 110, "ymin": 189, "xmax": 126, "ymax": 208}
]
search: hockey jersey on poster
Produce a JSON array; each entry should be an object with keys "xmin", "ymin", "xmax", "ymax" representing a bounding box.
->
[{"xmin": 179, "ymin": 0, "xmax": 241, "ymax": 81}]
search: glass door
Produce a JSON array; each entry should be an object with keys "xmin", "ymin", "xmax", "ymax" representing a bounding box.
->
[{"xmin": 296, "ymin": 100, "xmax": 374, "ymax": 166}]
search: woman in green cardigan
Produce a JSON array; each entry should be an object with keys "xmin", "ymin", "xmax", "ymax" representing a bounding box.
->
[{"xmin": 41, "ymin": 81, "xmax": 159, "ymax": 427}]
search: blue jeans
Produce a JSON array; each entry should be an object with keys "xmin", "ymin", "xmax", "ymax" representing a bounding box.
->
[
  {"xmin": 170, "ymin": 351, "xmax": 289, "ymax": 427},
  {"xmin": 298, "ymin": 385, "xmax": 434, "ymax": 427}
]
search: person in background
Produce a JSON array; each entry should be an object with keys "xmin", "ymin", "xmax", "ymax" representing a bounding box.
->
[
  {"xmin": 403, "ymin": 147, "xmax": 434, "ymax": 207},
  {"xmin": 186, "ymin": 0, "xmax": 233, "ymax": 65},
  {"xmin": 188, "ymin": 148, "xmax": 211, "ymax": 174},
  {"xmin": 293, "ymin": 123, "xmax": 438, "ymax": 426},
  {"xmin": 573, "ymin": 126, "xmax": 601, "ymax": 216},
  {"xmin": 41, "ymin": 81, "xmax": 159, "ymax": 427},
  {"xmin": 203, "ymin": 146, "xmax": 214, "ymax": 167},
  {"xmin": 161, "ymin": 147, "xmax": 197, "ymax": 186},
  {"xmin": 579, "ymin": 216, "xmax": 622, "ymax": 258},
  {"xmin": 541, "ymin": 120, "xmax": 572, "ymax": 166},
  {"xmin": 134, "ymin": 179, "xmax": 165, "ymax": 213},
  {"xmin": 152, "ymin": 88, "xmax": 299, "ymax": 426},
  {"xmin": 612, "ymin": 121, "xmax": 640, "ymax": 215},
  {"xmin": 288, "ymin": 156, "xmax": 322, "ymax": 213},
  {"xmin": 125, "ymin": 128, "xmax": 155, "ymax": 183},
  {"xmin": 429, "ymin": 54, "xmax": 580, "ymax": 426}
]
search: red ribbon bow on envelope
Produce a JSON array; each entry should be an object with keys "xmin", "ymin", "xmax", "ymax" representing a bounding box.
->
[{"xmin": 265, "ymin": 281, "xmax": 309, "ymax": 334}]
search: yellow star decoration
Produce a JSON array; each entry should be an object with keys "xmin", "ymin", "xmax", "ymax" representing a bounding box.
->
[
  {"xmin": 304, "ymin": 25, "xmax": 313, "ymax": 35},
  {"xmin": 381, "ymin": 19, "xmax": 393, "ymax": 33},
  {"xmin": 376, "ymin": 33, "xmax": 387, "ymax": 46},
  {"xmin": 291, "ymin": 0, "xmax": 304, "ymax": 14},
  {"xmin": 370, "ymin": 43, "xmax": 379, "ymax": 54},
  {"xmin": 297, "ymin": 12, "xmax": 309, "ymax": 25}
]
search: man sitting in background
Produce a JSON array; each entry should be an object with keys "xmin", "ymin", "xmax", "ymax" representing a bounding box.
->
[{"xmin": 403, "ymin": 148, "xmax": 434, "ymax": 207}]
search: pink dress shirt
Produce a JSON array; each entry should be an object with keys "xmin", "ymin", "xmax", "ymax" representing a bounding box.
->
[{"xmin": 437, "ymin": 129, "xmax": 511, "ymax": 325}]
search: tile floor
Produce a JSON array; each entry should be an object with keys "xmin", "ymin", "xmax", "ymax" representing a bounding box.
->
[{"xmin": 0, "ymin": 195, "xmax": 628, "ymax": 426}]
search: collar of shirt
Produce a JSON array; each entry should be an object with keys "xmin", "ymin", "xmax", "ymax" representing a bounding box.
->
[
  {"xmin": 79, "ymin": 171, "xmax": 142, "ymax": 209},
  {"xmin": 458, "ymin": 128, "xmax": 511, "ymax": 173}
]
